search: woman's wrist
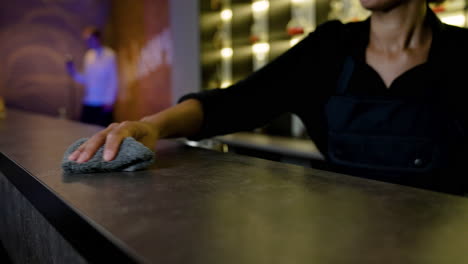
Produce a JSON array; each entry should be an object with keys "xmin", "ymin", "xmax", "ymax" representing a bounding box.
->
[
  {"xmin": 139, "ymin": 99, "xmax": 203, "ymax": 139},
  {"xmin": 139, "ymin": 115, "xmax": 166, "ymax": 139}
]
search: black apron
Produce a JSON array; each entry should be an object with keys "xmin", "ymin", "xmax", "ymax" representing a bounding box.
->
[{"xmin": 324, "ymin": 56, "xmax": 465, "ymax": 193}]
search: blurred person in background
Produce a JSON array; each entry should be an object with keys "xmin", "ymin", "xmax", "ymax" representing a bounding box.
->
[
  {"xmin": 69, "ymin": 0, "xmax": 468, "ymax": 194},
  {"xmin": 66, "ymin": 27, "xmax": 118, "ymax": 126}
]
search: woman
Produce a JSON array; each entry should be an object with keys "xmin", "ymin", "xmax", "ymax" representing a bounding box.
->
[{"xmin": 69, "ymin": 0, "xmax": 468, "ymax": 194}]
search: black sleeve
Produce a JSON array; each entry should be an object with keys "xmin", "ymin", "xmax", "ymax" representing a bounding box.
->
[{"xmin": 180, "ymin": 20, "xmax": 344, "ymax": 140}]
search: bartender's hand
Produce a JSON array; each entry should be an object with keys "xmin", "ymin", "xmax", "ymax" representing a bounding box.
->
[
  {"xmin": 68, "ymin": 121, "xmax": 159, "ymax": 163},
  {"xmin": 68, "ymin": 99, "xmax": 203, "ymax": 163}
]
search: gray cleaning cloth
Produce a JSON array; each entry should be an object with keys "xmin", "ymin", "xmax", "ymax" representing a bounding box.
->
[{"xmin": 62, "ymin": 137, "xmax": 155, "ymax": 174}]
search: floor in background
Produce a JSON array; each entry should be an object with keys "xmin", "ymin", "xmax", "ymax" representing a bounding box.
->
[{"xmin": 0, "ymin": 241, "xmax": 11, "ymax": 264}]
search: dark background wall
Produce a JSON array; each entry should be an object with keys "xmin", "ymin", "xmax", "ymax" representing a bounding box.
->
[{"xmin": 0, "ymin": 0, "xmax": 110, "ymax": 119}]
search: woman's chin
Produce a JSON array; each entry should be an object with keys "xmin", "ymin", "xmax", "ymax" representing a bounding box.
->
[{"xmin": 359, "ymin": 0, "xmax": 403, "ymax": 11}]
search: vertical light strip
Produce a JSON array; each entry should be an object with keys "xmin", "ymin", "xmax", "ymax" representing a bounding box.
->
[
  {"xmin": 289, "ymin": 0, "xmax": 315, "ymax": 48},
  {"xmin": 220, "ymin": 1, "xmax": 232, "ymax": 88},
  {"xmin": 251, "ymin": 0, "xmax": 270, "ymax": 70}
]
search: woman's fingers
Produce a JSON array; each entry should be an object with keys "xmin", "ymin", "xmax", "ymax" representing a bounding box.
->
[
  {"xmin": 67, "ymin": 121, "xmax": 151, "ymax": 163},
  {"xmin": 68, "ymin": 144, "xmax": 86, "ymax": 161},
  {"xmin": 76, "ymin": 132, "xmax": 107, "ymax": 163},
  {"xmin": 103, "ymin": 122, "xmax": 133, "ymax": 161},
  {"xmin": 72, "ymin": 123, "xmax": 119, "ymax": 163}
]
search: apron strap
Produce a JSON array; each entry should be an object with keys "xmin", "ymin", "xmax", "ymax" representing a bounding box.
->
[{"xmin": 336, "ymin": 56, "xmax": 355, "ymax": 94}]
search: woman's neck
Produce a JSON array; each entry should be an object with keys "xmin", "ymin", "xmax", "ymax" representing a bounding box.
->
[{"xmin": 369, "ymin": 1, "xmax": 431, "ymax": 53}]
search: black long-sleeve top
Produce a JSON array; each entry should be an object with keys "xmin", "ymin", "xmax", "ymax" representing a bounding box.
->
[{"xmin": 180, "ymin": 10, "xmax": 468, "ymax": 179}]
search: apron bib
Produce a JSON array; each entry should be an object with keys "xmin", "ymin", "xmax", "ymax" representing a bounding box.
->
[{"xmin": 325, "ymin": 56, "xmax": 456, "ymax": 177}]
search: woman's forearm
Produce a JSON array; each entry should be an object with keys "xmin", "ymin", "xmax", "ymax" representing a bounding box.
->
[{"xmin": 140, "ymin": 99, "xmax": 204, "ymax": 139}]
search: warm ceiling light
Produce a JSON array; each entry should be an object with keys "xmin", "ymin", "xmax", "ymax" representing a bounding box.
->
[
  {"xmin": 252, "ymin": 42, "xmax": 270, "ymax": 54},
  {"xmin": 252, "ymin": 1, "xmax": 270, "ymax": 13},
  {"xmin": 220, "ymin": 47, "xmax": 233, "ymax": 58},
  {"xmin": 220, "ymin": 9, "xmax": 233, "ymax": 21},
  {"xmin": 440, "ymin": 14, "xmax": 466, "ymax": 27},
  {"xmin": 290, "ymin": 37, "xmax": 301, "ymax": 47},
  {"xmin": 221, "ymin": 81, "xmax": 232, "ymax": 88}
]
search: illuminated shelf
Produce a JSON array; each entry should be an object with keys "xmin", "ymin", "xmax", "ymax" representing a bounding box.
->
[{"xmin": 431, "ymin": 0, "xmax": 467, "ymax": 27}]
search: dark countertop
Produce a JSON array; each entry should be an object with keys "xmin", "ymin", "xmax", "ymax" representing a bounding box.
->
[{"xmin": 2, "ymin": 110, "xmax": 468, "ymax": 263}]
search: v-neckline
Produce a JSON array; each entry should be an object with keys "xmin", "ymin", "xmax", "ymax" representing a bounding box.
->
[
  {"xmin": 350, "ymin": 8, "xmax": 443, "ymax": 91},
  {"xmin": 363, "ymin": 60, "xmax": 430, "ymax": 91}
]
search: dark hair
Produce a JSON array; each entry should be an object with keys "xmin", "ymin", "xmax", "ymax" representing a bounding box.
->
[
  {"xmin": 89, "ymin": 28, "xmax": 102, "ymax": 40},
  {"xmin": 82, "ymin": 26, "xmax": 102, "ymax": 40}
]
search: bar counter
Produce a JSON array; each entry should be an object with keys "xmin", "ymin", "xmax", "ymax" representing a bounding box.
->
[{"xmin": 1, "ymin": 110, "xmax": 468, "ymax": 263}]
